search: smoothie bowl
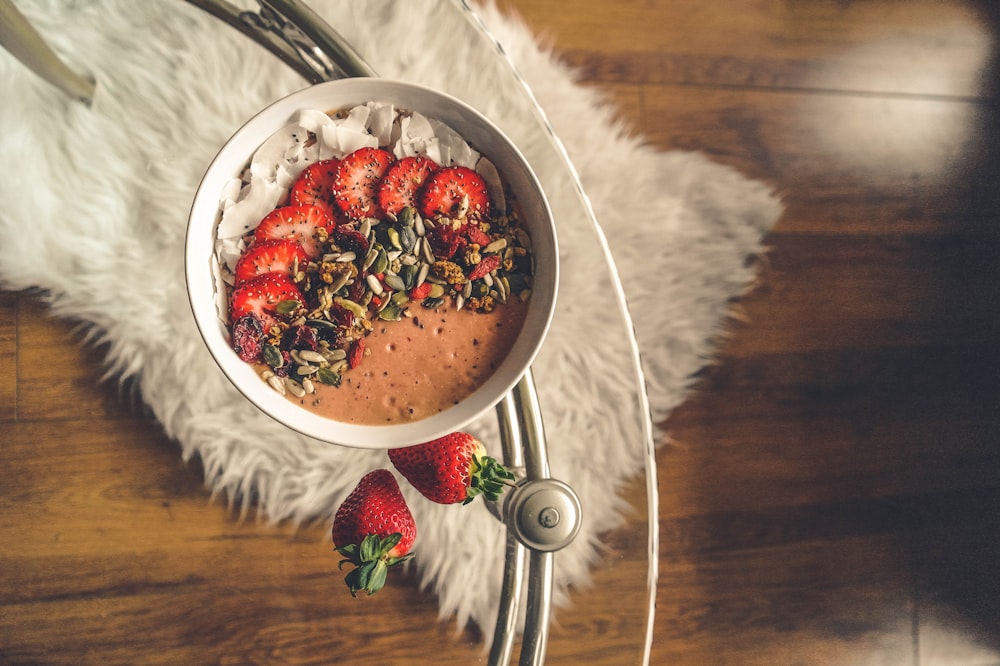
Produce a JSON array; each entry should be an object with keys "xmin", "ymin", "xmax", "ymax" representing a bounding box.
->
[{"xmin": 185, "ymin": 79, "xmax": 558, "ymax": 449}]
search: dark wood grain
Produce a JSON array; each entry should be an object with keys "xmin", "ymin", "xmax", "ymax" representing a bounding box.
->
[{"xmin": 3, "ymin": 0, "xmax": 1000, "ymax": 664}]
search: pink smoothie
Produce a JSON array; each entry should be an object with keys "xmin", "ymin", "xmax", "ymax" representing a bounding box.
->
[{"xmin": 290, "ymin": 298, "xmax": 528, "ymax": 425}]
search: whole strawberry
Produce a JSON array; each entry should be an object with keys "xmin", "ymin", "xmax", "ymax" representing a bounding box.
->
[
  {"xmin": 388, "ymin": 432, "xmax": 515, "ymax": 505},
  {"xmin": 332, "ymin": 469, "xmax": 416, "ymax": 596}
]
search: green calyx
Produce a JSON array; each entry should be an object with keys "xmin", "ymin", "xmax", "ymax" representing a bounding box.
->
[
  {"xmin": 465, "ymin": 455, "xmax": 517, "ymax": 505},
  {"xmin": 335, "ymin": 533, "xmax": 414, "ymax": 597}
]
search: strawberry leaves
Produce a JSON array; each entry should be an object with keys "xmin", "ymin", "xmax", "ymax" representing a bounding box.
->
[
  {"xmin": 335, "ymin": 533, "xmax": 414, "ymax": 597},
  {"xmin": 465, "ymin": 453, "xmax": 517, "ymax": 505}
]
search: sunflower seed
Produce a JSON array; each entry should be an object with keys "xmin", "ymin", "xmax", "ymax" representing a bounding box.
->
[
  {"xmin": 298, "ymin": 350, "xmax": 327, "ymax": 364},
  {"xmin": 301, "ymin": 377, "xmax": 315, "ymax": 394},
  {"xmin": 416, "ymin": 262, "xmax": 429, "ymax": 286},
  {"xmin": 285, "ymin": 377, "xmax": 306, "ymax": 397},
  {"xmin": 267, "ymin": 375, "xmax": 286, "ymax": 395},
  {"xmin": 296, "ymin": 365, "xmax": 318, "ymax": 376},
  {"xmin": 420, "ymin": 237, "xmax": 435, "ymax": 264},
  {"xmin": 359, "ymin": 218, "xmax": 372, "ymax": 238},
  {"xmin": 329, "ymin": 272, "xmax": 350, "ymax": 293},
  {"xmin": 414, "ymin": 213, "xmax": 426, "ymax": 237},
  {"xmin": 322, "ymin": 348, "xmax": 347, "ymax": 362},
  {"xmin": 456, "ymin": 294, "xmax": 465, "ymax": 310},
  {"xmin": 462, "ymin": 281, "xmax": 473, "ymax": 298},
  {"xmin": 366, "ymin": 274, "xmax": 384, "ymax": 296},
  {"xmin": 362, "ymin": 246, "xmax": 378, "ymax": 271},
  {"xmin": 484, "ymin": 238, "xmax": 507, "ymax": 254},
  {"xmin": 336, "ymin": 251, "xmax": 356, "ymax": 263}
]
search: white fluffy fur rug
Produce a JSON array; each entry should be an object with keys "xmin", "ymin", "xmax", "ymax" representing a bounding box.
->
[{"xmin": 0, "ymin": 0, "xmax": 781, "ymax": 638}]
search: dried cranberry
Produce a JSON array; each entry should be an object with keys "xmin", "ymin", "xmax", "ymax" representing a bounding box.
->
[
  {"xmin": 328, "ymin": 301, "xmax": 355, "ymax": 328},
  {"xmin": 427, "ymin": 224, "xmax": 465, "ymax": 259},
  {"xmin": 282, "ymin": 324, "xmax": 319, "ymax": 351},
  {"xmin": 230, "ymin": 315, "xmax": 264, "ymax": 362},
  {"xmin": 333, "ymin": 226, "xmax": 370, "ymax": 255}
]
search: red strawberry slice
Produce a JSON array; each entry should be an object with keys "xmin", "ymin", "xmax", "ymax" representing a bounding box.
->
[
  {"xmin": 229, "ymin": 273, "xmax": 302, "ymax": 331},
  {"xmin": 388, "ymin": 432, "xmax": 515, "ymax": 505},
  {"xmin": 252, "ymin": 204, "xmax": 333, "ymax": 258},
  {"xmin": 332, "ymin": 469, "xmax": 416, "ymax": 596},
  {"xmin": 290, "ymin": 158, "xmax": 341, "ymax": 222},
  {"xmin": 233, "ymin": 238, "xmax": 309, "ymax": 285},
  {"xmin": 377, "ymin": 155, "xmax": 439, "ymax": 218},
  {"xmin": 419, "ymin": 166, "xmax": 492, "ymax": 221},
  {"xmin": 333, "ymin": 147, "xmax": 395, "ymax": 219}
]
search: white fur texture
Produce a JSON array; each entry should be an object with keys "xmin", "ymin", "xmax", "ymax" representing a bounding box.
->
[{"xmin": 0, "ymin": 0, "xmax": 781, "ymax": 637}]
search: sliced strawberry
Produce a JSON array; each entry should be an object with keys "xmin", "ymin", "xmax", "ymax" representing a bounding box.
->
[
  {"xmin": 229, "ymin": 273, "xmax": 302, "ymax": 331},
  {"xmin": 290, "ymin": 158, "xmax": 341, "ymax": 222},
  {"xmin": 233, "ymin": 238, "xmax": 310, "ymax": 284},
  {"xmin": 418, "ymin": 166, "xmax": 491, "ymax": 221},
  {"xmin": 252, "ymin": 204, "xmax": 333, "ymax": 258},
  {"xmin": 377, "ymin": 155, "xmax": 439, "ymax": 218},
  {"xmin": 333, "ymin": 147, "xmax": 395, "ymax": 219}
]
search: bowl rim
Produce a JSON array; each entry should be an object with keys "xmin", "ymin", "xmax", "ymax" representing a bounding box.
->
[{"xmin": 184, "ymin": 78, "xmax": 558, "ymax": 449}]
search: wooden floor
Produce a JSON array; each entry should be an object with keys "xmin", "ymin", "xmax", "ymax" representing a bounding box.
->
[{"xmin": 4, "ymin": 1, "xmax": 1000, "ymax": 664}]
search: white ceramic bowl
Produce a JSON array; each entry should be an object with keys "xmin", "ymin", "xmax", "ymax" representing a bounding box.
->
[{"xmin": 185, "ymin": 79, "xmax": 558, "ymax": 449}]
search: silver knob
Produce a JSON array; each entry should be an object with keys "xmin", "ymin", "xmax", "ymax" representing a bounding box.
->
[{"xmin": 506, "ymin": 478, "xmax": 582, "ymax": 552}]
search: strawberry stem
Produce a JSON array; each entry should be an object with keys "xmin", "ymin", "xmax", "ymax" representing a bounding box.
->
[
  {"xmin": 335, "ymin": 533, "xmax": 413, "ymax": 596},
  {"xmin": 464, "ymin": 455, "xmax": 518, "ymax": 505}
]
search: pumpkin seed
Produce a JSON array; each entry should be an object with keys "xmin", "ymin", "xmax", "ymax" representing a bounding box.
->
[
  {"xmin": 334, "ymin": 297, "xmax": 366, "ymax": 319},
  {"xmin": 387, "ymin": 227, "xmax": 402, "ymax": 250},
  {"xmin": 384, "ymin": 273, "xmax": 406, "ymax": 292},
  {"xmin": 316, "ymin": 366, "xmax": 341, "ymax": 386},
  {"xmin": 263, "ymin": 344, "xmax": 283, "ymax": 368},
  {"xmin": 428, "ymin": 283, "xmax": 445, "ymax": 299},
  {"xmin": 379, "ymin": 301, "xmax": 403, "ymax": 321},
  {"xmin": 372, "ymin": 248, "xmax": 389, "ymax": 274},
  {"xmin": 421, "ymin": 296, "xmax": 445, "ymax": 309},
  {"xmin": 275, "ymin": 299, "xmax": 300, "ymax": 315},
  {"xmin": 399, "ymin": 225, "xmax": 417, "ymax": 252},
  {"xmin": 398, "ymin": 206, "xmax": 415, "ymax": 227}
]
